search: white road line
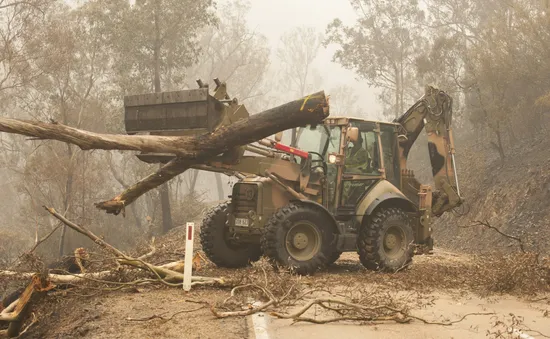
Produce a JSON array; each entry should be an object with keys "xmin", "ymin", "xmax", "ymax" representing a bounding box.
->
[
  {"xmin": 251, "ymin": 302, "xmax": 270, "ymax": 339},
  {"xmin": 511, "ymin": 328, "xmax": 535, "ymax": 339},
  {"xmin": 251, "ymin": 312, "xmax": 270, "ymax": 339}
]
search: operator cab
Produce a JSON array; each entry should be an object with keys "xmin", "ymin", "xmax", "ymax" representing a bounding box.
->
[{"xmin": 278, "ymin": 118, "xmax": 402, "ymax": 215}]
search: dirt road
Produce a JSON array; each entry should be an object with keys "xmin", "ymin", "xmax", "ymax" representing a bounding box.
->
[
  {"xmin": 258, "ymin": 292, "xmax": 550, "ymax": 339},
  {"xmin": 249, "ymin": 252, "xmax": 550, "ymax": 339},
  {"xmin": 22, "ymin": 250, "xmax": 549, "ymax": 339}
]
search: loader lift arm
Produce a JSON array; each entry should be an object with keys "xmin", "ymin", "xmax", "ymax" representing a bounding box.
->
[{"xmin": 395, "ymin": 85, "xmax": 462, "ymax": 216}]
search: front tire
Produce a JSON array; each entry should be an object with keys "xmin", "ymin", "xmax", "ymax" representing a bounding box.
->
[
  {"xmin": 261, "ymin": 203, "xmax": 337, "ymax": 275},
  {"xmin": 200, "ymin": 203, "xmax": 261, "ymax": 268},
  {"xmin": 357, "ymin": 207, "xmax": 414, "ymax": 272}
]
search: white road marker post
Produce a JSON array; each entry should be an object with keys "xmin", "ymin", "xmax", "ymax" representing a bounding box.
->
[{"xmin": 183, "ymin": 222, "xmax": 195, "ymax": 292}]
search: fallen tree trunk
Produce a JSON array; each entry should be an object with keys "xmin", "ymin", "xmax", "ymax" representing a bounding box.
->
[
  {"xmin": 0, "ymin": 274, "xmax": 54, "ymax": 337},
  {"xmin": 0, "ymin": 270, "xmax": 113, "ymax": 284},
  {"xmin": 0, "ymin": 207, "xmax": 219, "ymax": 287},
  {"xmin": 0, "ymin": 268, "xmax": 222, "ymax": 286},
  {"xmin": 0, "ymin": 91, "xmax": 327, "ymax": 156},
  {"xmin": 41, "ymin": 206, "xmax": 224, "ymax": 286},
  {"xmin": 0, "ymin": 91, "xmax": 328, "ymax": 215}
]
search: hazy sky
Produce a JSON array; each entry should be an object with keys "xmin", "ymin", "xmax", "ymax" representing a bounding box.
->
[
  {"xmin": 122, "ymin": 0, "xmax": 383, "ymax": 118},
  {"xmin": 245, "ymin": 0, "xmax": 382, "ymax": 118}
]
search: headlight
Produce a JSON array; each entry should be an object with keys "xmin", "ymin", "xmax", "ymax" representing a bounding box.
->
[{"xmin": 328, "ymin": 154, "xmax": 337, "ymax": 164}]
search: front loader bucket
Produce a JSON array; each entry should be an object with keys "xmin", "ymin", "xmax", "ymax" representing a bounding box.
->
[
  {"xmin": 123, "ymin": 80, "xmax": 249, "ymax": 164},
  {"xmin": 124, "ymin": 88, "xmax": 225, "ymax": 136}
]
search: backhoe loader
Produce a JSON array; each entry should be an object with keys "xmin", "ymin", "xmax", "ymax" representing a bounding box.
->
[{"xmin": 124, "ymin": 80, "xmax": 463, "ymax": 274}]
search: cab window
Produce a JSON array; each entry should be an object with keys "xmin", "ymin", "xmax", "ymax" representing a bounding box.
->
[
  {"xmin": 344, "ymin": 121, "xmax": 380, "ymax": 176},
  {"xmin": 380, "ymin": 124, "xmax": 400, "ymax": 187},
  {"xmin": 280, "ymin": 125, "xmax": 341, "ymax": 161}
]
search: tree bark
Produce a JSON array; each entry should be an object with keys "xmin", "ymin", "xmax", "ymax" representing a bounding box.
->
[
  {"xmin": 153, "ymin": 0, "xmax": 173, "ymax": 233},
  {"xmin": 0, "ymin": 91, "xmax": 329, "ymax": 215},
  {"xmin": 189, "ymin": 170, "xmax": 199, "ymax": 193},
  {"xmin": 159, "ymin": 182, "xmax": 172, "ymax": 233},
  {"xmin": 58, "ymin": 144, "xmax": 74, "ymax": 258},
  {"xmin": 108, "ymin": 156, "xmax": 143, "ymax": 229}
]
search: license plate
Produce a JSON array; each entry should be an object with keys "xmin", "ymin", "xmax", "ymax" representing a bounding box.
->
[{"xmin": 234, "ymin": 218, "xmax": 249, "ymax": 227}]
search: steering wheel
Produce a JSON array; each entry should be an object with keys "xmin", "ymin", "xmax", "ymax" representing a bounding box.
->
[{"xmin": 308, "ymin": 151, "xmax": 327, "ymax": 173}]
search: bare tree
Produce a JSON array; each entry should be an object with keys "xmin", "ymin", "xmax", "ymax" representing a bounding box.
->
[
  {"xmin": 182, "ymin": 0, "xmax": 271, "ymax": 200},
  {"xmin": 277, "ymin": 26, "xmax": 323, "ymax": 98},
  {"xmin": 275, "ymin": 26, "xmax": 323, "ymax": 147},
  {"xmin": 185, "ymin": 0, "xmax": 270, "ymax": 105},
  {"xmin": 328, "ymin": 84, "xmax": 360, "ymax": 117},
  {"xmin": 325, "ymin": 0, "xmax": 424, "ymax": 118},
  {"xmin": 10, "ymin": 2, "xmax": 116, "ymax": 256},
  {"xmin": 419, "ymin": 0, "xmax": 550, "ymax": 159},
  {"xmin": 110, "ymin": 0, "xmax": 217, "ymax": 233},
  {"xmin": 0, "ymin": 0, "xmax": 53, "ymax": 95}
]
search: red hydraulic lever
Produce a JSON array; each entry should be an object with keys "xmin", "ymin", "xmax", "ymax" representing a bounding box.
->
[{"xmin": 273, "ymin": 143, "xmax": 309, "ymax": 159}]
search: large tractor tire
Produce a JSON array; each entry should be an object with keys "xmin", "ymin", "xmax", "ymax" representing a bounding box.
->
[
  {"xmin": 200, "ymin": 203, "xmax": 262, "ymax": 268},
  {"xmin": 261, "ymin": 203, "xmax": 336, "ymax": 275},
  {"xmin": 357, "ymin": 207, "xmax": 414, "ymax": 272}
]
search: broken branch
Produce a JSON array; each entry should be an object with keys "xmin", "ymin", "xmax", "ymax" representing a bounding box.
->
[
  {"xmin": 211, "ymin": 299, "xmax": 276, "ymax": 319},
  {"xmin": 463, "ymin": 220, "xmax": 526, "ymax": 253},
  {"xmin": 94, "ymin": 158, "xmax": 191, "ymax": 215},
  {"xmin": 270, "ymin": 298, "xmax": 494, "ymax": 325},
  {"xmin": 137, "ymin": 237, "xmax": 156, "ymax": 261},
  {"xmin": 42, "ymin": 205, "xmax": 224, "ymax": 286},
  {"xmin": 0, "ymin": 270, "xmax": 113, "ymax": 284},
  {"xmin": 211, "ymin": 284, "xmax": 276, "ymax": 318},
  {"xmin": 43, "ymin": 206, "xmax": 129, "ymax": 259},
  {"xmin": 27, "ymin": 224, "xmax": 61, "ymax": 253}
]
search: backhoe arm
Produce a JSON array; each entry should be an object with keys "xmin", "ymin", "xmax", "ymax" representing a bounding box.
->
[{"xmin": 395, "ymin": 86, "xmax": 462, "ymax": 216}]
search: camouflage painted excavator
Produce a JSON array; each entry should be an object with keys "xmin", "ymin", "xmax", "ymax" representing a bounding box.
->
[{"xmin": 124, "ymin": 79, "xmax": 463, "ymax": 274}]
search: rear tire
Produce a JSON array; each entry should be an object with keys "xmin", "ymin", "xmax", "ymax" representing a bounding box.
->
[
  {"xmin": 357, "ymin": 207, "xmax": 414, "ymax": 272},
  {"xmin": 261, "ymin": 203, "xmax": 337, "ymax": 275},
  {"xmin": 200, "ymin": 203, "xmax": 262, "ymax": 268}
]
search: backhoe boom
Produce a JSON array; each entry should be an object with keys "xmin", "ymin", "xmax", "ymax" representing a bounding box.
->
[{"xmin": 395, "ymin": 86, "xmax": 462, "ymax": 216}]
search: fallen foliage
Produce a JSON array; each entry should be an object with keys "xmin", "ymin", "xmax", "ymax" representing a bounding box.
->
[{"xmin": 1, "ymin": 207, "xmax": 549, "ymax": 337}]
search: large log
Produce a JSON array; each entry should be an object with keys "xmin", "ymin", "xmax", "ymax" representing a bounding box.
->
[
  {"xmin": 95, "ymin": 91, "xmax": 329, "ymax": 214},
  {"xmin": 0, "ymin": 91, "xmax": 328, "ymax": 157},
  {"xmin": 0, "ymin": 91, "xmax": 328, "ymax": 215}
]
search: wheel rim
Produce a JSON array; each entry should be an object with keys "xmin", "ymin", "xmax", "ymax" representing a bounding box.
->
[
  {"xmin": 285, "ymin": 221, "xmax": 321, "ymax": 261},
  {"xmin": 383, "ymin": 225, "xmax": 406, "ymax": 259}
]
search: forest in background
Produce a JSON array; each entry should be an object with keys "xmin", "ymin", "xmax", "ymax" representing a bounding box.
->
[{"xmin": 0, "ymin": 0, "xmax": 549, "ymax": 266}]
